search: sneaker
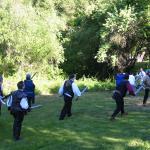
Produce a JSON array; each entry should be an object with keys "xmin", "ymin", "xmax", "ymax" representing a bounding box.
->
[{"xmin": 143, "ymin": 104, "xmax": 146, "ymax": 107}]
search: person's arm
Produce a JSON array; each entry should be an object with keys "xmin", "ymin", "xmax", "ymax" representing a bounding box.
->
[
  {"xmin": 126, "ymin": 82, "xmax": 135, "ymax": 96},
  {"xmin": 72, "ymin": 83, "xmax": 81, "ymax": 96},
  {"xmin": 58, "ymin": 83, "xmax": 64, "ymax": 96}
]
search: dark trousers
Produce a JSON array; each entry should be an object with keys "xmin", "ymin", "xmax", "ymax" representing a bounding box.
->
[
  {"xmin": 12, "ymin": 111, "xmax": 24, "ymax": 140},
  {"xmin": 112, "ymin": 93, "xmax": 125, "ymax": 118},
  {"xmin": 59, "ymin": 96, "xmax": 73, "ymax": 119},
  {"xmin": 27, "ymin": 97, "xmax": 35, "ymax": 107},
  {"xmin": 143, "ymin": 88, "xmax": 149, "ymax": 104},
  {"xmin": 0, "ymin": 102, "xmax": 1, "ymax": 115}
]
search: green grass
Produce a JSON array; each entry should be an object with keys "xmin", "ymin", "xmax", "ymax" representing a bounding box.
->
[{"xmin": 0, "ymin": 91, "xmax": 150, "ymax": 150}]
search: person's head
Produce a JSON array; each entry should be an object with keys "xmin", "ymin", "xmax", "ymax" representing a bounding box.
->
[
  {"xmin": 140, "ymin": 68, "xmax": 144, "ymax": 72},
  {"xmin": 17, "ymin": 81, "xmax": 24, "ymax": 90},
  {"xmin": 26, "ymin": 73, "xmax": 31, "ymax": 80},
  {"xmin": 124, "ymin": 73, "xmax": 129, "ymax": 80},
  {"xmin": 69, "ymin": 74, "xmax": 76, "ymax": 81}
]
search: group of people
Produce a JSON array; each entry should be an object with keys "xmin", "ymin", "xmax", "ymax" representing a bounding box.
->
[
  {"xmin": 112, "ymin": 68, "xmax": 150, "ymax": 120},
  {"xmin": 0, "ymin": 73, "xmax": 35, "ymax": 141},
  {"xmin": 0, "ymin": 69, "xmax": 150, "ymax": 141}
]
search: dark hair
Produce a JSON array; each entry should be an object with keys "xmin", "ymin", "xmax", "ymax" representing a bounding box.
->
[
  {"xmin": 17, "ymin": 81, "xmax": 24, "ymax": 89},
  {"xmin": 26, "ymin": 73, "xmax": 31, "ymax": 80},
  {"xmin": 124, "ymin": 74, "xmax": 129, "ymax": 79},
  {"xmin": 69, "ymin": 74, "xmax": 76, "ymax": 80}
]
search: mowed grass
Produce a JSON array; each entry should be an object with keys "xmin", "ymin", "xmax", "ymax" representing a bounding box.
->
[{"xmin": 0, "ymin": 91, "xmax": 150, "ymax": 150}]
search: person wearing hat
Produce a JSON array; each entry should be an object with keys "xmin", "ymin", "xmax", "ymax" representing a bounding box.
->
[
  {"xmin": 0, "ymin": 75, "xmax": 3, "ymax": 115},
  {"xmin": 10, "ymin": 81, "xmax": 28, "ymax": 141},
  {"xmin": 24, "ymin": 73, "xmax": 35, "ymax": 111},
  {"xmin": 142, "ymin": 70, "xmax": 150, "ymax": 106},
  {"xmin": 110, "ymin": 74, "xmax": 135, "ymax": 120},
  {"xmin": 58, "ymin": 74, "xmax": 81, "ymax": 120}
]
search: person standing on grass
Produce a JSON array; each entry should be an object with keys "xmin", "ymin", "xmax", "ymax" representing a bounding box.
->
[
  {"xmin": 10, "ymin": 81, "xmax": 28, "ymax": 141},
  {"xmin": 128, "ymin": 73, "xmax": 136, "ymax": 92},
  {"xmin": 58, "ymin": 74, "xmax": 81, "ymax": 120},
  {"xmin": 110, "ymin": 74, "xmax": 135, "ymax": 121},
  {"xmin": 142, "ymin": 70, "xmax": 150, "ymax": 106},
  {"xmin": 24, "ymin": 73, "xmax": 35, "ymax": 111},
  {"xmin": 0, "ymin": 75, "xmax": 3, "ymax": 115}
]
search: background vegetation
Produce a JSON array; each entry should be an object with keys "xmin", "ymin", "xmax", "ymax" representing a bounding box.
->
[{"xmin": 0, "ymin": 0, "xmax": 149, "ymax": 80}]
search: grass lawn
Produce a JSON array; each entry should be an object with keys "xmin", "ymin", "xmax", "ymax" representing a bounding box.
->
[{"xmin": 0, "ymin": 91, "xmax": 150, "ymax": 150}]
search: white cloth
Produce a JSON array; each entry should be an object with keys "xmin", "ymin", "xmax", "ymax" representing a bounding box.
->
[
  {"xmin": 139, "ymin": 71, "xmax": 146, "ymax": 79},
  {"xmin": 58, "ymin": 81, "xmax": 81, "ymax": 97},
  {"xmin": 128, "ymin": 75, "xmax": 135, "ymax": 85}
]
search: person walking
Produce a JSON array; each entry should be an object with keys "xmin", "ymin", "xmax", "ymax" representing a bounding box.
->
[
  {"xmin": 59, "ymin": 74, "xmax": 81, "ymax": 120},
  {"xmin": 24, "ymin": 73, "xmax": 35, "ymax": 111},
  {"xmin": 142, "ymin": 70, "xmax": 150, "ymax": 106},
  {"xmin": 10, "ymin": 81, "xmax": 28, "ymax": 141},
  {"xmin": 110, "ymin": 74, "xmax": 135, "ymax": 120}
]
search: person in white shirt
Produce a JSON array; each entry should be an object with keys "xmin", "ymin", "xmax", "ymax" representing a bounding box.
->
[
  {"xmin": 58, "ymin": 74, "xmax": 81, "ymax": 120},
  {"xmin": 128, "ymin": 73, "xmax": 136, "ymax": 92},
  {"xmin": 139, "ymin": 68, "xmax": 146, "ymax": 82}
]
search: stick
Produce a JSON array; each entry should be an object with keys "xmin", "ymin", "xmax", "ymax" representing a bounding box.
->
[
  {"xmin": 75, "ymin": 86, "xmax": 88, "ymax": 101},
  {"xmin": 31, "ymin": 104, "xmax": 42, "ymax": 109},
  {"xmin": 31, "ymin": 72, "xmax": 37, "ymax": 79}
]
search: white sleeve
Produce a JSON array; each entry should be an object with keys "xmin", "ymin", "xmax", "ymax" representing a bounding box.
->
[
  {"xmin": 58, "ymin": 83, "xmax": 64, "ymax": 95},
  {"xmin": 72, "ymin": 83, "xmax": 81, "ymax": 96}
]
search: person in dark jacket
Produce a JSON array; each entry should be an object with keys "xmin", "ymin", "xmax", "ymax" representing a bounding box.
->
[
  {"xmin": 58, "ymin": 74, "xmax": 81, "ymax": 120},
  {"xmin": 142, "ymin": 70, "xmax": 150, "ymax": 106},
  {"xmin": 24, "ymin": 73, "xmax": 35, "ymax": 110},
  {"xmin": 0, "ymin": 75, "xmax": 3, "ymax": 115},
  {"xmin": 11, "ymin": 81, "xmax": 28, "ymax": 141},
  {"xmin": 110, "ymin": 74, "xmax": 135, "ymax": 120}
]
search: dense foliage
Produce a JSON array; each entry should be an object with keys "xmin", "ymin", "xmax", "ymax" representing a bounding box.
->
[{"xmin": 0, "ymin": 0, "xmax": 149, "ymax": 79}]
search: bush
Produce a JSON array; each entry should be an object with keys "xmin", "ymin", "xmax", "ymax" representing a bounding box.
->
[{"xmin": 3, "ymin": 76, "xmax": 115, "ymax": 95}]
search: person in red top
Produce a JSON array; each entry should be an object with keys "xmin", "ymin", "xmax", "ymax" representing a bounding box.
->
[{"xmin": 110, "ymin": 74, "xmax": 135, "ymax": 120}]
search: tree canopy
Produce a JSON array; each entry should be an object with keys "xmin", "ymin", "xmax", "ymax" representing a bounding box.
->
[{"xmin": 0, "ymin": 0, "xmax": 149, "ymax": 79}]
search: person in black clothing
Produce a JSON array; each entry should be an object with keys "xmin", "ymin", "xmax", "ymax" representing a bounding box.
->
[
  {"xmin": 0, "ymin": 75, "xmax": 3, "ymax": 115},
  {"xmin": 58, "ymin": 74, "xmax": 81, "ymax": 120},
  {"xmin": 24, "ymin": 73, "xmax": 35, "ymax": 110},
  {"xmin": 142, "ymin": 70, "xmax": 150, "ymax": 106},
  {"xmin": 10, "ymin": 81, "xmax": 28, "ymax": 141},
  {"xmin": 110, "ymin": 74, "xmax": 135, "ymax": 120}
]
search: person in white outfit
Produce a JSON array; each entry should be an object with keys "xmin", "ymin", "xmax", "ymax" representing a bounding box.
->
[{"xmin": 129, "ymin": 73, "xmax": 136, "ymax": 92}]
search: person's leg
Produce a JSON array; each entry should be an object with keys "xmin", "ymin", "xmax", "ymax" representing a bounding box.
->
[
  {"xmin": 120, "ymin": 98, "xmax": 125, "ymax": 114},
  {"xmin": 32, "ymin": 97, "xmax": 35, "ymax": 104},
  {"xmin": 67, "ymin": 99, "xmax": 72, "ymax": 117},
  {"xmin": 143, "ymin": 89, "xmax": 149, "ymax": 105},
  {"xmin": 0, "ymin": 102, "xmax": 1, "ymax": 115},
  {"xmin": 13, "ymin": 112, "xmax": 24, "ymax": 140},
  {"xmin": 59, "ymin": 96, "xmax": 68, "ymax": 120},
  {"xmin": 111, "ymin": 93, "xmax": 122, "ymax": 119}
]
